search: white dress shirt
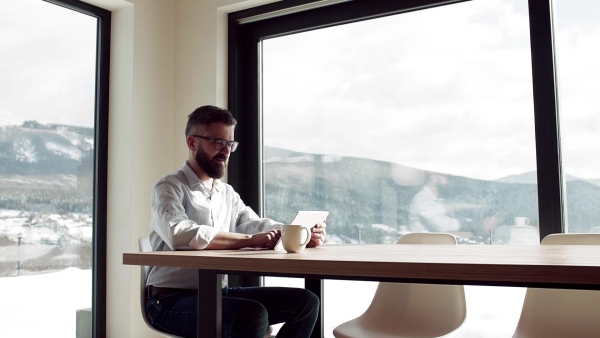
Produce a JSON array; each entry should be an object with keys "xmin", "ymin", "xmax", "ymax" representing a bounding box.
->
[
  {"xmin": 408, "ymin": 186, "xmax": 460, "ymax": 232},
  {"xmin": 147, "ymin": 162, "xmax": 281, "ymax": 289}
]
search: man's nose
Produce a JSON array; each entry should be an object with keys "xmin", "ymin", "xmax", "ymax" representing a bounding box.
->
[{"xmin": 219, "ymin": 145, "xmax": 231, "ymax": 155}]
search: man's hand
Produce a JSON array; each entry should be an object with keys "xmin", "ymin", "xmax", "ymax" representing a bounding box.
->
[
  {"xmin": 307, "ymin": 222, "xmax": 327, "ymax": 247},
  {"xmin": 251, "ymin": 229, "xmax": 281, "ymax": 249},
  {"xmin": 205, "ymin": 230, "xmax": 280, "ymax": 250}
]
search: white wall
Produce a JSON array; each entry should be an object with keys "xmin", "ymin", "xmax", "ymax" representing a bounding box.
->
[{"xmin": 83, "ymin": 0, "xmax": 278, "ymax": 336}]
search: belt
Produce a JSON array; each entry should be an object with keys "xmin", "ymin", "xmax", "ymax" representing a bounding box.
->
[{"xmin": 148, "ymin": 286, "xmax": 195, "ymax": 297}]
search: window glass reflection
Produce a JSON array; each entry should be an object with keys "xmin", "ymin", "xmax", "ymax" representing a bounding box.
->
[
  {"xmin": 262, "ymin": 1, "xmax": 535, "ymax": 336},
  {"xmin": 262, "ymin": 0, "xmax": 539, "ymax": 246}
]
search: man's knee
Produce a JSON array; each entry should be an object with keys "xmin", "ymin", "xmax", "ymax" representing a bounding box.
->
[
  {"xmin": 304, "ymin": 289, "xmax": 320, "ymax": 310},
  {"xmin": 292, "ymin": 288, "xmax": 320, "ymax": 317},
  {"xmin": 229, "ymin": 300, "xmax": 269, "ymax": 334}
]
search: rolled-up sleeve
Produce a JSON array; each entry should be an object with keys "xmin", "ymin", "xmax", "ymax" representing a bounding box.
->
[
  {"xmin": 235, "ymin": 205, "xmax": 282, "ymax": 234},
  {"xmin": 214, "ymin": 184, "xmax": 282, "ymax": 234},
  {"xmin": 151, "ymin": 178, "xmax": 219, "ymax": 250}
]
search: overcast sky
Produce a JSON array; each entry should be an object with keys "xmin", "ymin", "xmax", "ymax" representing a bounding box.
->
[
  {"xmin": 1, "ymin": 0, "xmax": 598, "ymax": 180},
  {"xmin": 263, "ymin": 0, "xmax": 600, "ymax": 180},
  {"xmin": 0, "ymin": 0, "xmax": 97, "ymax": 128}
]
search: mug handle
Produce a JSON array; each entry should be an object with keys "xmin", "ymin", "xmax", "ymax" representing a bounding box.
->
[{"xmin": 301, "ymin": 227, "xmax": 311, "ymax": 246}]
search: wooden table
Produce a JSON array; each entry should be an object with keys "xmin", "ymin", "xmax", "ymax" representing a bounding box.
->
[{"xmin": 123, "ymin": 244, "xmax": 600, "ymax": 338}]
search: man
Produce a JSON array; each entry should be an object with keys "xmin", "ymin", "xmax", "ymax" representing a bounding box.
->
[
  {"xmin": 146, "ymin": 105, "xmax": 326, "ymax": 338},
  {"xmin": 408, "ymin": 173, "xmax": 460, "ymax": 232},
  {"xmin": 408, "ymin": 172, "xmax": 500, "ymax": 235}
]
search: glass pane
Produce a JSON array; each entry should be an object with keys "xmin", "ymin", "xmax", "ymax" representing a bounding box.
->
[
  {"xmin": 554, "ymin": 0, "xmax": 600, "ymax": 234},
  {"xmin": 263, "ymin": 0, "xmax": 538, "ymax": 246},
  {"xmin": 262, "ymin": 0, "xmax": 532, "ymax": 336},
  {"xmin": 0, "ymin": 0, "xmax": 97, "ymax": 336}
]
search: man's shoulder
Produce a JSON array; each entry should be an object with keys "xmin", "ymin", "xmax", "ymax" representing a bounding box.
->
[{"xmin": 155, "ymin": 169, "xmax": 188, "ymax": 187}]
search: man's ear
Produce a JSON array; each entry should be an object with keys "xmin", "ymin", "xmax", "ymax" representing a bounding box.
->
[{"xmin": 186, "ymin": 135, "xmax": 196, "ymax": 150}]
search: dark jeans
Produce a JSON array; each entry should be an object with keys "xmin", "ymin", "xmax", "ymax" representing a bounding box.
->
[{"xmin": 146, "ymin": 286, "xmax": 320, "ymax": 338}]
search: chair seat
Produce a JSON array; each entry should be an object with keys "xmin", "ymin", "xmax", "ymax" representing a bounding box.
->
[{"xmin": 334, "ymin": 316, "xmax": 463, "ymax": 338}]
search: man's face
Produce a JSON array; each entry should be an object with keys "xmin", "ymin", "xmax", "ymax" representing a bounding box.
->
[
  {"xmin": 195, "ymin": 145, "xmax": 227, "ymax": 179},
  {"xmin": 433, "ymin": 174, "xmax": 448, "ymax": 186},
  {"xmin": 191, "ymin": 123, "xmax": 235, "ymax": 179},
  {"xmin": 432, "ymin": 174, "xmax": 451, "ymax": 196}
]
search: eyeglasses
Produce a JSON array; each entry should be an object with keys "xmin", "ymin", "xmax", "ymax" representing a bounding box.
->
[{"xmin": 192, "ymin": 135, "xmax": 239, "ymax": 152}]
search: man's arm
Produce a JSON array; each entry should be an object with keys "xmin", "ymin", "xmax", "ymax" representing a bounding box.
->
[
  {"xmin": 411, "ymin": 192, "xmax": 460, "ymax": 232},
  {"xmin": 151, "ymin": 177, "xmax": 224, "ymax": 250},
  {"xmin": 205, "ymin": 229, "xmax": 280, "ymax": 250}
]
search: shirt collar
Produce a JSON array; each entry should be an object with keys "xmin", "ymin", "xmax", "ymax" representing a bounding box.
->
[
  {"xmin": 182, "ymin": 162, "xmax": 223, "ymax": 193},
  {"xmin": 423, "ymin": 186, "xmax": 439, "ymax": 200}
]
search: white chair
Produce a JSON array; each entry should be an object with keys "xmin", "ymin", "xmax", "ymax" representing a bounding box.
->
[
  {"xmin": 138, "ymin": 236, "xmax": 274, "ymax": 338},
  {"xmin": 512, "ymin": 233, "xmax": 600, "ymax": 338},
  {"xmin": 138, "ymin": 236, "xmax": 184, "ymax": 338},
  {"xmin": 333, "ymin": 232, "xmax": 467, "ymax": 338}
]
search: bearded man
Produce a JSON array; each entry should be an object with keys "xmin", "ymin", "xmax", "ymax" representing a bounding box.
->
[{"xmin": 145, "ymin": 105, "xmax": 326, "ymax": 338}]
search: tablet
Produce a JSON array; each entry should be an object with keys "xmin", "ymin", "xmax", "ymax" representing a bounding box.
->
[
  {"xmin": 288, "ymin": 210, "xmax": 329, "ymax": 227},
  {"xmin": 274, "ymin": 211, "xmax": 329, "ymax": 250}
]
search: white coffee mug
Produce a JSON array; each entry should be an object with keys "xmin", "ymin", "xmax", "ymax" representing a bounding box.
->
[
  {"xmin": 281, "ymin": 224, "xmax": 311, "ymax": 253},
  {"xmin": 514, "ymin": 217, "xmax": 530, "ymax": 226}
]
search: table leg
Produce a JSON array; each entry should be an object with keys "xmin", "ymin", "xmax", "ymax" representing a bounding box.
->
[
  {"xmin": 198, "ymin": 270, "xmax": 222, "ymax": 338},
  {"xmin": 305, "ymin": 278, "xmax": 324, "ymax": 338}
]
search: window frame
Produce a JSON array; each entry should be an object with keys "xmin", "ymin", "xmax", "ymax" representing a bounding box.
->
[
  {"xmin": 228, "ymin": 0, "xmax": 564, "ymax": 241},
  {"xmin": 42, "ymin": 1, "xmax": 110, "ymax": 337}
]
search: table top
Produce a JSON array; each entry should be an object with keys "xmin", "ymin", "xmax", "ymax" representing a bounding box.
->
[{"xmin": 123, "ymin": 244, "xmax": 600, "ymax": 289}]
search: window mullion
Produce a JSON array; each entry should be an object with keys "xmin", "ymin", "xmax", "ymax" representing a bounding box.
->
[{"xmin": 528, "ymin": 0, "xmax": 565, "ymax": 238}]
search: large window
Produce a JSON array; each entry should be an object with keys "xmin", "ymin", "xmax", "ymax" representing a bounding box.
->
[
  {"xmin": 230, "ymin": 0, "xmax": 574, "ymax": 336},
  {"xmin": 0, "ymin": 0, "xmax": 109, "ymax": 337},
  {"xmin": 261, "ymin": 0, "xmax": 538, "ymax": 246},
  {"xmin": 230, "ymin": 0, "xmax": 566, "ymax": 242}
]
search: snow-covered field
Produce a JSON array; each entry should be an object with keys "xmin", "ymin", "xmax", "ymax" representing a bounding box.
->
[
  {"xmin": 0, "ymin": 270, "xmax": 524, "ymax": 337},
  {"xmin": 0, "ymin": 268, "xmax": 92, "ymax": 337},
  {"xmin": 0, "ymin": 206, "xmax": 93, "ymax": 337},
  {"xmin": 0, "ymin": 209, "xmax": 92, "ymax": 245}
]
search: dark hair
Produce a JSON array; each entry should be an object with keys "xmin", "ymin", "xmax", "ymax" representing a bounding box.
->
[{"xmin": 185, "ymin": 105, "xmax": 237, "ymax": 136}]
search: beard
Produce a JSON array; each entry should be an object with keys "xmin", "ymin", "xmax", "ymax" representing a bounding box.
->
[{"xmin": 195, "ymin": 147, "xmax": 228, "ymax": 179}]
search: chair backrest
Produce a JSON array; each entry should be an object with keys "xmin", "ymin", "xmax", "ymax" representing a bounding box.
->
[
  {"xmin": 357, "ymin": 233, "xmax": 466, "ymax": 336},
  {"xmin": 138, "ymin": 237, "xmax": 154, "ymax": 329},
  {"xmin": 513, "ymin": 233, "xmax": 600, "ymax": 338},
  {"xmin": 139, "ymin": 236, "xmax": 152, "ymax": 272},
  {"xmin": 138, "ymin": 236, "xmax": 183, "ymax": 338},
  {"xmin": 397, "ymin": 232, "xmax": 458, "ymax": 245},
  {"xmin": 541, "ymin": 233, "xmax": 600, "ymax": 245}
]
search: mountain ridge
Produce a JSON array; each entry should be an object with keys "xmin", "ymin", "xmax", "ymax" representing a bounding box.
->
[
  {"xmin": 2, "ymin": 122, "xmax": 599, "ymax": 238},
  {"xmin": 0, "ymin": 122, "xmax": 93, "ymax": 175}
]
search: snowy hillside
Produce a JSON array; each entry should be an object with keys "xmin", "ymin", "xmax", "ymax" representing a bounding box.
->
[
  {"xmin": 0, "ymin": 122, "xmax": 93, "ymax": 276},
  {"xmin": 0, "ymin": 121, "xmax": 94, "ymax": 175}
]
